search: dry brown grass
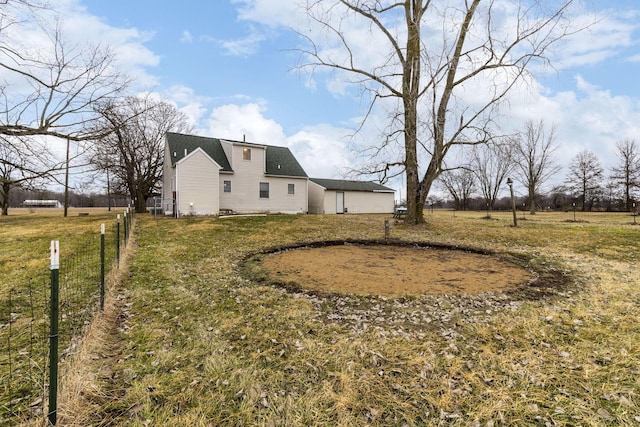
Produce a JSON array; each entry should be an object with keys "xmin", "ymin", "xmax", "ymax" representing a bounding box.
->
[
  {"xmin": 55, "ymin": 236, "xmax": 136, "ymax": 426},
  {"xmin": 43, "ymin": 212, "xmax": 640, "ymax": 425},
  {"xmin": 259, "ymin": 244, "xmax": 532, "ymax": 296}
]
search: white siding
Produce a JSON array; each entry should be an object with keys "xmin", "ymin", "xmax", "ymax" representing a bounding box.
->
[
  {"xmin": 220, "ymin": 142, "xmax": 307, "ymax": 213},
  {"xmin": 342, "ymin": 191, "xmax": 395, "ymax": 214},
  {"xmin": 261, "ymin": 176, "xmax": 308, "ymax": 214},
  {"xmin": 324, "ymin": 190, "xmax": 338, "ymax": 214},
  {"xmin": 308, "ymin": 181, "xmax": 326, "ymax": 214},
  {"xmin": 310, "ymin": 187, "xmax": 395, "ymax": 215},
  {"xmin": 175, "ymin": 149, "xmax": 220, "ymax": 216}
]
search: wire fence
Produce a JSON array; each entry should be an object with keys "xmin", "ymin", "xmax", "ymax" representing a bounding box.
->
[{"xmin": 1, "ymin": 209, "xmax": 134, "ymax": 426}]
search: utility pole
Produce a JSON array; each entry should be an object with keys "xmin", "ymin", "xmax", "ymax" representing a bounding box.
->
[{"xmin": 63, "ymin": 138, "xmax": 70, "ymax": 217}]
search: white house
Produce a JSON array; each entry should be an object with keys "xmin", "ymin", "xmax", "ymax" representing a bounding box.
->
[
  {"xmin": 162, "ymin": 132, "xmax": 397, "ymax": 217},
  {"xmin": 162, "ymin": 132, "xmax": 309, "ymax": 217},
  {"xmin": 308, "ymin": 178, "xmax": 395, "ymax": 214}
]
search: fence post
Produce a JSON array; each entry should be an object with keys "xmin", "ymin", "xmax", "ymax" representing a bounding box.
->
[
  {"xmin": 116, "ymin": 214, "xmax": 121, "ymax": 267},
  {"xmin": 124, "ymin": 211, "xmax": 128, "ymax": 245},
  {"xmin": 128, "ymin": 207, "xmax": 133, "ymax": 239},
  {"xmin": 100, "ymin": 224, "xmax": 105, "ymax": 311},
  {"xmin": 48, "ymin": 240, "xmax": 60, "ymax": 425}
]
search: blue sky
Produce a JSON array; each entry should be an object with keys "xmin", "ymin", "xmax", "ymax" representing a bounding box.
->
[
  {"xmin": 82, "ymin": 0, "xmax": 359, "ymax": 134},
  {"xmin": 41, "ymin": 1, "xmax": 640, "ymax": 196}
]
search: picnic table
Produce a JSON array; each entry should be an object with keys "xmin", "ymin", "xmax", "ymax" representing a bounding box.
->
[{"xmin": 393, "ymin": 207, "xmax": 407, "ymax": 219}]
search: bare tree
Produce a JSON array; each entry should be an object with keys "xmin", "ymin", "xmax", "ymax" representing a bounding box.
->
[
  {"xmin": 566, "ymin": 149, "xmax": 603, "ymax": 212},
  {"xmin": 297, "ymin": 0, "xmax": 581, "ymax": 224},
  {"xmin": 610, "ymin": 138, "xmax": 640, "ymax": 211},
  {"xmin": 0, "ymin": 135, "xmax": 58, "ymax": 215},
  {"xmin": 602, "ymin": 178, "xmax": 622, "ymax": 212},
  {"xmin": 513, "ymin": 120, "xmax": 561, "ymax": 214},
  {"xmin": 439, "ymin": 168, "xmax": 476, "ymax": 211},
  {"xmin": 90, "ymin": 95, "xmax": 191, "ymax": 213},
  {"xmin": 0, "ymin": 5, "xmax": 128, "ymax": 141},
  {"xmin": 472, "ymin": 139, "xmax": 514, "ymax": 211}
]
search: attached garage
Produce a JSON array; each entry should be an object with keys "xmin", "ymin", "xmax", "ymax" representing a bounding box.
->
[{"xmin": 308, "ymin": 178, "xmax": 396, "ymax": 214}]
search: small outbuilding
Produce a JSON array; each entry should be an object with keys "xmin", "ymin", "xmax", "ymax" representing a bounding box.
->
[
  {"xmin": 308, "ymin": 178, "xmax": 395, "ymax": 214},
  {"xmin": 23, "ymin": 200, "xmax": 63, "ymax": 208}
]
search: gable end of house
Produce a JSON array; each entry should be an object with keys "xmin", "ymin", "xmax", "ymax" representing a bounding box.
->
[{"xmin": 166, "ymin": 132, "xmax": 233, "ymax": 172}]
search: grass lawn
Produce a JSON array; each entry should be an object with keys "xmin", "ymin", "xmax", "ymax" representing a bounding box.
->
[
  {"xmin": 15, "ymin": 210, "xmax": 640, "ymax": 425},
  {"xmin": 0, "ymin": 208, "xmax": 127, "ymax": 424}
]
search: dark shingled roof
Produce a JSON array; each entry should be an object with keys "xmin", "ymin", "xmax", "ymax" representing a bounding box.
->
[
  {"xmin": 265, "ymin": 145, "xmax": 308, "ymax": 177},
  {"xmin": 309, "ymin": 178, "xmax": 395, "ymax": 192},
  {"xmin": 166, "ymin": 132, "xmax": 232, "ymax": 172},
  {"xmin": 166, "ymin": 132, "xmax": 308, "ymax": 178}
]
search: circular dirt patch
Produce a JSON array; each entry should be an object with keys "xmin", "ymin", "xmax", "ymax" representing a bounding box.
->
[{"xmin": 260, "ymin": 243, "xmax": 533, "ymax": 297}]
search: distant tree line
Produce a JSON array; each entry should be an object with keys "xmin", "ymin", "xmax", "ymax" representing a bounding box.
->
[
  {"xmin": 7, "ymin": 187, "xmax": 130, "ymax": 210},
  {"xmin": 438, "ymin": 130, "xmax": 640, "ymax": 213}
]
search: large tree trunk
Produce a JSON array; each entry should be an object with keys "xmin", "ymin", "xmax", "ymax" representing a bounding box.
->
[
  {"xmin": 410, "ymin": 0, "xmax": 479, "ymax": 224},
  {"xmin": 528, "ymin": 186, "xmax": 536, "ymax": 215},
  {"xmin": 403, "ymin": 4, "xmax": 423, "ymax": 224},
  {"xmin": 134, "ymin": 188, "xmax": 147, "ymax": 213},
  {"xmin": 1, "ymin": 181, "xmax": 9, "ymax": 216}
]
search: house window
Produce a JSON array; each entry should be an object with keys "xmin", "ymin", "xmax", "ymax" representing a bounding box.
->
[
  {"xmin": 259, "ymin": 182, "xmax": 269, "ymax": 198},
  {"xmin": 243, "ymin": 148, "xmax": 251, "ymax": 160},
  {"xmin": 224, "ymin": 180, "xmax": 231, "ymax": 193},
  {"xmin": 288, "ymin": 183, "xmax": 295, "ymax": 195}
]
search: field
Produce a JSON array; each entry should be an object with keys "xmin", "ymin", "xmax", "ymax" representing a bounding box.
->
[
  {"xmin": 4, "ymin": 209, "xmax": 640, "ymax": 425},
  {"xmin": 0, "ymin": 207, "xmax": 128, "ymax": 425}
]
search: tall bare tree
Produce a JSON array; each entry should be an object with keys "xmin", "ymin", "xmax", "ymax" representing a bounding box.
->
[
  {"xmin": 610, "ymin": 138, "xmax": 640, "ymax": 211},
  {"xmin": 566, "ymin": 149, "xmax": 603, "ymax": 212},
  {"xmin": 91, "ymin": 95, "xmax": 191, "ymax": 213},
  {"xmin": 513, "ymin": 120, "xmax": 561, "ymax": 214},
  {"xmin": 297, "ymin": 0, "xmax": 581, "ymax": 224},
  {"xmin": 472, "ymin": 139, "xmax": 514, "ymax": 211},
  {"xmin": 0, "ymin": 5, "xmax": 128, "ymax": 141}
]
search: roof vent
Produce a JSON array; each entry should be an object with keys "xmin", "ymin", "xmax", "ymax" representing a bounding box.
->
[
  {"xmin": 173, "ymin": 151, "xmax": 177, "ymax": 157},
  {"xmin": 184, "ymin": 149, "xmax": 188, "ymax": 156},
  {"xmin": 277, "ymin": 164, "xmax": 281, "ymax": 169}
]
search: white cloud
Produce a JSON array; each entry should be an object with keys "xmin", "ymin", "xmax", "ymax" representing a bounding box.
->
[
  {"xmin": 205, "ymin": 103, "xmax": 287, "ymax": 143},
  {"xmin": 286, "ymin": 125, "xmax": 353, "ymax": 178},
  {"xmin": 216, "ymin": 27, "xmax": 267, "ymax": 56},
  {"xmin": 551, "ymin": 8, "xmax": 639, "ymax": 69},
  {"xmin": 574, "ymin": 75, "xmax": 599, "ymax": 93},
  {"xmin": 506, "ymin": 74, "xmax": 640, "ymax": 178},
  {"xmin": 232, "ymin": 0, "xmax": 300, "ymax": 27},
  {"xmin": 180, "ymin": 30, "xmax": 193, "ymax": 43},
  {"xmin": 12, "ymin": 0, "xmax": 163, "ymax": 87},
  {"xmin": 162, "ymin": 85, "xmax": 211, "ymax": 129},
  {"xmin": 202, "ymin": 102, "xmax": 355, "ymax": 179},
  {"xmin": 196, "ymin": 25, "xmax": 269, "ymax": 56}
]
